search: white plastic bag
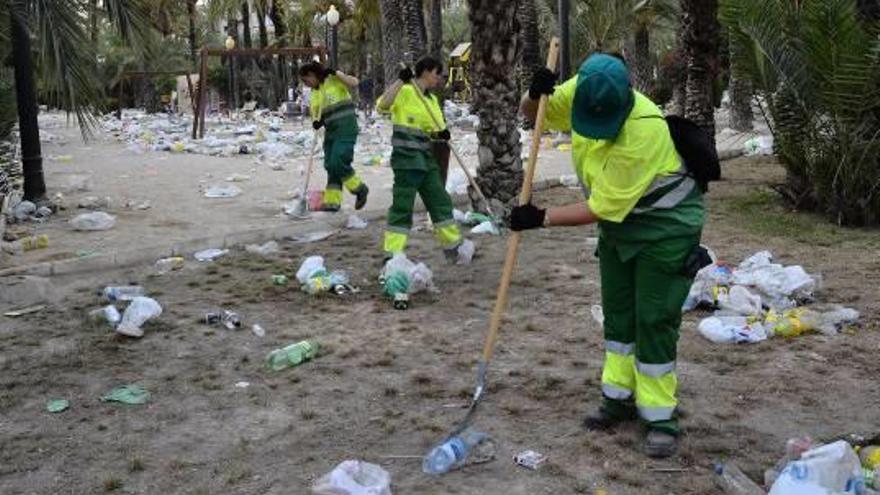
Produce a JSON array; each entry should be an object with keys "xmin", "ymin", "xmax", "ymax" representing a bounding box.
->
[
  {"xmin": 698, "ymin": 316, "xmax": 768, "ymax": 344},
  {"xmin": 70, "ymin": 212, "xmax": 116, "ymax": 231},
  {"xmin": 297, "ymin": 256, "xmax": 326, "ymax": 284},
  {"xmin": 346, "ymin": 215, "xmax": 368, "ymax": 230},
  {"xmin": 311, "ymin": 460, "xmax": 392, "ymax": 495},
  {"xmin": 769, "ymin": 441, "xmax": 864, "ymax": 495},
  {"xmin": 455, "ymin": 239, "xmax": 475, "ymax": 265},
  {"xmin": 89, "ymin": 305, "xmax": 122, "ymax": 326},
  {"xmin": 382, "ymin": 254, "xmax": 435, "ymax": 294},
  {"xmin": 471, "ymin": 221, "xmax": 499, "ymax": 235},
  {"xmin": 717, "ymin": 285, "xmax": 763, "ymax": 316},
  {"xmin": 204, "ymin": 185, "xmax": 242, "ymax": 198},
  {"xmin": 245, "ymin": 240, "xmax": 279, "ymax": 256},
  {"xmin": 116, "ymin": 297, "xmax": 162, "ymax": 338},
  {"xmin": 445, "ymin": 168, "xmax": 468, "ymax": 196}
]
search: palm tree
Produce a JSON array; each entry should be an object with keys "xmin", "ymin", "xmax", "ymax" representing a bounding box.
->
[
  {"xmin": 379, "ymin": 0, "xmax": 404, "ymax": 87},
  {"xmin": 4, "ymin": 0, "xmax": 151, "ymax": 201},
  {"xmin": 629, "ymin": 0, "xmax": 678, "ymax": 95},
  {"xmin": 469, "ymin": 0, "xmax": 524, "ymax": 205},
  {"xmin": 727, "ymin": 34, "xmax": 752, "ymax": 131},
  {"xmin": 518, "ymin": 0, "xmax": 542, "ymax": 92},
  {"xmin": 402, "ymin": 0, "xmax": 428, "ymax": 61},
  {"xmin": 186, "ymin": 0, "xmax": 198, "ymax": 66},
  {"xmin": 429, "ymin": 0, "xmax": 443, "ymax": 60},
  {"xmin": 681, "ymin": 0, "xmax": 720, "ymax": 143}
]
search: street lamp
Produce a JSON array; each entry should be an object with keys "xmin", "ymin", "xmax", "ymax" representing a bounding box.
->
[
  {"xmin": 225, "ymin": 35, "xmax": 236, "ymax": 50},
  {"xmin": 326, "ymin": 5, "xmax": 340, "ymax": 68},
  {"xmin": 225, "ymin": 33, "xmax": 237, "ymax": 109}
]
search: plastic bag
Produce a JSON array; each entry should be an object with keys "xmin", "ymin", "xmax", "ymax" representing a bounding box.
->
[
  {"xmin": 698, "ymin": 316, "xmax": 768, "ymax": 344},
  {"xmin": 382, "ymin": 254, "xmax": 435, "ymax": 295},
  {"xmin": 297, "ymin": 256, "xmax": 326, "ymax": 284},
  {"xmin": 194, "ymin": 248, "xmax": 229, "ymax": 262},
  {"xmin": 471, "ymin": 221, "xmax": 499, "ymax": 235},
  {"xmin": 717, "ymin": 285, "xmax": 763, "ymax": 316},
  {"xmin": 445, "ymin": 168, "xmax": 468, "ymax": 196},
  {"xmin": 346, "ymin": 215, "xmax": 368, "ymax": 230},
  {"xmin": 769, "ymin": 441, "xmax": 864, "ymax": 495},
  {"xmin": 116, "ymin": 297, "xmax": 162, "ymax": 338},
  {"xmin": 204, "ymin": 185, "xmax": 242, "ymax": 198},
  {"xmin": 311, "ymin": 460, "xmax": 392, "ymax": 495},
  {"xmin": 245, "ymin": 240, "xmax": 279, "ymax": 256},
  {"xmin": 70, "ymin": 212, "xmax": 116, "ymax": 231}
]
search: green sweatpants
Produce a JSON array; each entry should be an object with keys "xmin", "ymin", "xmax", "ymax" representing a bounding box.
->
[
  {"xmin": 598, "ymin": 234, "xmax": 698, "ymax": 436},
  {"xmin": 383, "ymin": 165, "xmax": 461, "ymax": 254},
  {"xmin": 322, "ymin": 135, "xmax": 363, "ymax": 207}
]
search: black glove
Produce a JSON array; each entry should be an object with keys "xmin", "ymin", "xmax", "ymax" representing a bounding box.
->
[
  {"xmin": 436, "ymin": 129, "xmax": 451, "ymax": 141},
  {"xmin": 312, "ymin": 119, "xmax": 324, "ymax": 130},
  {"xmin": 509, "ymin": 203, "xmax": 546, "ymax": 231},
  {"xmin": 323, "ymin": 66, "xmax": 337, "ymax": 78},
  {"xmin": 398, "ymin": 66, "xmax": 414, "ymax": 83},
  {"xmin": 528, "ymin": 67, "xmax": 558, "ymax": 100}
]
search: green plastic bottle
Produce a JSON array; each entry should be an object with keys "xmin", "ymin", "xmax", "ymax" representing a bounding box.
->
[
  {"xmin": 266, "ymin": 341, "xmax": 319, "ymax": 371},
  {"xmin": 382, "ymin": 271, "xmax": 411, "ymax": 310}
]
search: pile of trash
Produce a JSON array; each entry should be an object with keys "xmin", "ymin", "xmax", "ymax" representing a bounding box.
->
[
  {"xmin": 686, "ymin": 251, "xmax": 859, "ymax": 344},
  {"xmin": 380, "ymin": 253, "xmax": 435, "ymax": 310},
  {"xmin": 90, "ymin": 285, "xmax": 162, "ymax": 338},
  {"xmin": 296, "ymin": 255, "xmax": 356, "ymax": 295},
  {"xmin": 716, "ymin": 435, "xmax": 880, "ymax": 494}
]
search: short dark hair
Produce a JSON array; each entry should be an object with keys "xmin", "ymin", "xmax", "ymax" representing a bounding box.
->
[
  {"xmin": 415, "ymin": 56, "xmax": 443, "ymax": 77},
  {"xmin": 299, "ymin": 61, "xmax": 326, "ymax": 80}
]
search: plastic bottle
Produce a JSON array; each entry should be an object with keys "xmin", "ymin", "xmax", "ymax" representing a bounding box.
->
[
  {"xmin": 155, "ymin": 257, "xmax": 184, "ymax": 274},
  {"xmin": 422, "ymin": 428, "xmax": 488, "ymax": 475},
  {"xmin": 266, "ymin": 340, "xmax": 319, "ymax": 371},
  {"xmin": 383, "ymin": 271, "xmax": 411, "ymax": 310},
  {"xmin": 102, "ymin": 285, "xmax": 146, "ymax": 302},
  {"xmin": 2, "ymin": 234, "xmax": 49, "ymax": 254},
  {"xmin": 713, "ymin": 462, "xmax": 765, "ymax": 495}
]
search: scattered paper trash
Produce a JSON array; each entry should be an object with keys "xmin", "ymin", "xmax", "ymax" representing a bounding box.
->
[
  {"xmin": 70, "ymin": 211, "xmax": 116, "ymax": 231},
  {"xmin": 46, "ymin": 399, "xmax": 70, "ymax": 413},
  {"xmin": 225, "ymin": 173, "xmax": 251, "ymax": 182},
  {"xmin": 245, "ymin": 240, "xmax": 280, "ymax": 256},
  {"xmin": 251, "ymin": 324, "xmax": 265, "ymax": 337},
  {"xmin": 101, "ymin": 384, "xmax": 149, "ymax": 405},
  {"xmin": 288, "ymin": 230, "xmax": 337, "ymax": 244},
  {"xmin": 234, "ymin": 381, "xmax": 250, "ymax": 389},
  {"xmin": 346, "ymin": 214, "xmax": 368, "ymax": 230},
  {"xmin": 204, "ymin": 185, "xmax": 242, "ymax": 198},
  {"xmin": 312, "ymin": 460, "xmax": 392, "ymax": 495},
  {"xmin": 116, "ymin": 297, "xmax": 162, "ymax": 338},
  {"xmin": 513, "ymin": 450, "xmax": 547, "ymax": 470},
  {"xmin": 195, "ymin": 248, "xmax": 229, "ymax": 262}
]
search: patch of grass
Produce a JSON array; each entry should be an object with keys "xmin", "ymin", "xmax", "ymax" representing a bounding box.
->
[
  {"xmin": 102, "ymin": 476, "xmax": 122, "ymax": 491},
  {"xmin": 129, "ymin": 457, "xmax": 145, "ymax": 473},
  {"xmin": 224, "ymin": 464, "xmax": 253, "ymax": 486},
  {"xmin": 722, "ymin": 189, "xmax": 879, "ymax": 246}
]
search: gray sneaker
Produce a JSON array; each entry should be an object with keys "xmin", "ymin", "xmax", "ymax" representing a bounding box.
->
[{"xmin": 644, "ymin": 430, "xmax": 678, "ymax": 458}]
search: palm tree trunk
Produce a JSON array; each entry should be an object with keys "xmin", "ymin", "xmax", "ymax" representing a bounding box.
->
[
  {"xmin": 682, "ymin": 0, "xmax": 720, "ymax": 144},
  {"xmin": 90, "ymin": 0, "xmax": 99, "ymax": 43},
  {"xmin": 187, "ymin": 0, "xmax": 198, "ymax": 68},
  {"xmin": 379, "ymin": 0, "xmax": 404, "ymax": 87},
  {"xmin": 517, "ymin": 0, "xmax": 541, "ymax": 93},
  {"xmin": 631, "ymin": 25, "xmax": 653, "ymax": 96},
  {"xmin": 255, "ymin": 2, "xmax": 269, "ymax": 48},
  {"xmin": 429, "ymin": 0, "xmax": 443, "ymax": 60},
  {"xmin": 269, "ymin": 1, "xmax": 288, "ymax": 95},
  {"xmin": 728, "ymin": 35, "xmax": 753, "ymax": 132},
  {"xmin": 402, "ymin": 0, "xmax": 428, "ymax": 61},
  {"xmin": 240, "ymin": 1, "xmax": 253, "ymax": 49},
  {"xmin": 469, "ymin": 0, "xmax": 523, "ymax": 206},
  {"xmin": 10, "ymin": 2, "xmax": 45, "ymax": 201}
]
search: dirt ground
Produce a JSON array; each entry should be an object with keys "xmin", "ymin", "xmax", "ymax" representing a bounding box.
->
[{"xmin": 1, "ymin": 156, "xmax": 879, "ymax": 495}]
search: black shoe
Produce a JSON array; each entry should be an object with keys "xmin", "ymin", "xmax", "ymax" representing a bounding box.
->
[
  {"xmin": 354, "ymin": 185, "xmax": 369, "ymax": 210},
  {"xmin": 320, "ymin": 204, "xmax": 341, "ymax": 213},
  {"xmin": 644, "ymin": 430, "xmax": 678, "ymax": 458},
  {"xmin": 583, "ymin": 404, "xmax": 637, "ymax": 432}
]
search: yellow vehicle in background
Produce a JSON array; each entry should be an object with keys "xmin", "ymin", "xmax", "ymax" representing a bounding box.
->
[{"xmin": 446, "ymin": 42, "xmax": 471, "ymax": 103}]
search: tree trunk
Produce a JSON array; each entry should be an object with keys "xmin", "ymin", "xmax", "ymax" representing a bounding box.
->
[
  {"xmin": 402, "ymin": 0, "xmax": 428, "ymax": 61},
  {"xmin": 240, "ymin": 2, "xmax": 253, "ymax": 49},
  {"xmin": 269, "ymin": 0, "xmax": 288, "ymax": 95},
  {"xmin": 429, "ymin": 0, "xmax": 443, "ymax": 60},
  {"xmin": 469, "ymin": 0, "xmax": 523, "ymax": 206},
  {"xmin": 10, "ymin": 2, "xmax": 45, "ymax": 201},
  {"xmin": 728, "ymin": 35, "xmax": 753, "ymax": 132},
  {"xmin": 187, "ymin": 0, "xmax": 198, "ymax": 68},
  {"xmin": 379, "ymin": 0, "xmax": 404, "ymax": 88},
  {"xmin": 682, "ymin": 0, "xmax": 719, "ymax": 144},
  {"xmin": 255, "ymin": 2, "xmax": 269, "ymax": 48},
  {"xmin": 89, "ymin": 0, "xmax": 99, "ymax": 43},
  {"xmin": 631, "ymin": 24, "xmax": 653, "ymax": 95},
  {"xmin": 517, "ymin": 0, "xmax": 541, "ymax": 93}
]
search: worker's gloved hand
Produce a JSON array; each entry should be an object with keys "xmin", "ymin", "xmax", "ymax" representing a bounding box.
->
[
  {"xmin": 398, "ymin": 66, "xmax": 414, "ymax": 83},
  {"xmin": 312, "ymin": 119, "xmax": 324, "ymax": 130},
  {"xmin": 509, "ymin": 203, "xmax": 546, "ymax": 231},
  {"xmin": 436, "ymin": 129, "xmax": 451, "ymax": 141},
  {"xmin": 528, "ymin": 67, "xmax": 558, "ymax": 100},
  {"xmin": 323, "ymin": 66, "xmax": 337, "ymax": 78}
]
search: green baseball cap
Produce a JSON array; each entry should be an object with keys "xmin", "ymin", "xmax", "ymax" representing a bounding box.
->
[{"xmin": 572, "ymin": 54, "xmax": 635, "ymax": 140}]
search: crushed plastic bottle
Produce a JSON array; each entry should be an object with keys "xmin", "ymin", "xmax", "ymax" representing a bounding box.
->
[
  {"xmin": 423, "ymin": 428, "xmax": 488, "ymax": 475},
  {"xmin": 713, "ymin": 462, "xmax": 765, "ymax": 495},
  {"xmin": 102, "ymin": 285, "xmax": 146, "ymax": 302},
  {"xmin": 155, "ymin": 256, "xmax": 184, "ymax": 274},
  {"xmin": 265, "ymin": 340, "xmax": 319, "ymax": 371}
]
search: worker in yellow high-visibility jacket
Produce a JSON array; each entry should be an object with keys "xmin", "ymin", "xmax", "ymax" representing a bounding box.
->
[
  {"xmin": 376, "ymin": 56, "xmax": 474, "ymax": 264},
  {"xmin": 300, "ymin": 62, "xmax": 369, "ymax": 212},
  {"xmin": 515, "ymin": 53, "xmax": 706, "ymax": 458}
]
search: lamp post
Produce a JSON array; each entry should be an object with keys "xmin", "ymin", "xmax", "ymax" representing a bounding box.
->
[
  {"xmin": 326, "ymin": 5, "xmax": 340, "ymax": 67},
  {"xmin": 225, "ymin": 33, "xmax": 238, "ymax": 109}
]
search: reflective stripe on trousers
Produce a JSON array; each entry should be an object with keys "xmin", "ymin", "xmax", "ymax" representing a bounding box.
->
[{"xmin": 635, "ymin": 359, "xmax": 677, "ymax": 421}]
